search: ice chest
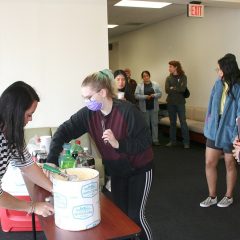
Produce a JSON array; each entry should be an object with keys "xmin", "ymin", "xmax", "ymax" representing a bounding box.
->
[{"xmin": 0, "ymin": 195, "xmax": 42, "ymax": 232}]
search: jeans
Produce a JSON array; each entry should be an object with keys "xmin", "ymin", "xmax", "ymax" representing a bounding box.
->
[
  {"xmin": 167, "ymin": 104, "xmax": 189, "ymax": 144},
  {"xmin": 143, "ymin": 110, "xmax": 159, "ymax": 143}
]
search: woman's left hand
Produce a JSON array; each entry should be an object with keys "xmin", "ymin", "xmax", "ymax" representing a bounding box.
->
[
  {"xmin": 102, "ymin": 129, "xmax": 119, "ymax": 149},
  {"xmin": 233, "ymin": 137, "xmax": 240, "ymax": 161},
  {"xmin": 232, "ymin": 149, "xmax": 240, "ymax": 161}
]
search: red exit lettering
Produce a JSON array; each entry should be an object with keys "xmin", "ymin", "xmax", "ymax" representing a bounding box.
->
[{"xmin": 188, "ymin": 4, "xmax": 204, "ymax": 17}]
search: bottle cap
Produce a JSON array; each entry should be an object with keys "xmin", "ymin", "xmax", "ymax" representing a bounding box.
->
[{"xmin": 63, "ymin": 143, "xmax": 71, "ymax": 150}]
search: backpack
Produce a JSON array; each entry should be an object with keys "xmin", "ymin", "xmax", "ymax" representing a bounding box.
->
[{"xmin": 183, "ymin": 87, "xmax": 190, "ymax": 98}]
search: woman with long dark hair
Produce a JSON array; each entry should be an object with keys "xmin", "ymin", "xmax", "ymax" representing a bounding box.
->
[
  {"xmin": 200, "ymin": 54, "xmax": 240, "ymax": 208},
  {"xmin": 0, "ymin": 81, "xmax": 54, "ymax": 217},
  {"xmin": 114, "ymin": 69, "xmax": 136, "ymax": 104}
]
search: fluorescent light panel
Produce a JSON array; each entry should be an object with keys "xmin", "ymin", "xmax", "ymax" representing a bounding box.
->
[
  {"xmin": 108, "ymin": 24, "xmax": 118, "ymax": 29},
  {"xmin": 114, "ymin": 0, "xmax": 172, "ymax": 8}
]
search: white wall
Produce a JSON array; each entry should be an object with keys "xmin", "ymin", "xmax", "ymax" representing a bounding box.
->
[
  {"xmin": 109, "ymin": 7, "xmax": 240, "ymax": 108},
  {"xmin": 0, "ymin": 0, "xmax": 108, "ymax": 127}
]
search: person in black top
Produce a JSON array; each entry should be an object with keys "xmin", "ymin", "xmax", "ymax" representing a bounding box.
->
[
  {"xmin": 114, "ymin": 69, "xmax": 136, "ymax": 104},
  {"xmin": 47, "ymin": 69, "xmax": 153, "ymax": 240},
  {"xmin": 124, "ymin": 68, "xmax": 137, "ymax": 95},
  {"xmin": 165, "ymin": 60, "xmax": 190, "ymax": 148},
  {"xmin": 0, "ymin": 81, "xmax": 54, "ymax": 217}
]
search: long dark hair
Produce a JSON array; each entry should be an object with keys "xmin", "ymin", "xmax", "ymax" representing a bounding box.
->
[
  {"xmin": 114, "ymin": 69, "xmax": 128, "ymax": 82},
  {"xmin": 0, "ymin": 81, "xmax": 40, "ymax": 156},
  {"xmin": 114, "ymin": 69, "xmax": 128, "ymax": 91},
  {"xmin": 218, "ymin": 55, "xmax": 240, "ymax": 98}
]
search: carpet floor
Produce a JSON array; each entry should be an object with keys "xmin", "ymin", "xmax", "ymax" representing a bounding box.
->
[{"xmin": 147, "ymin": 139, "xmax": 240, "ymax": 240}]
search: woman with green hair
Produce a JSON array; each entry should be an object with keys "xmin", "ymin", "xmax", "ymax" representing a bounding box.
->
[{"xmin": 47, "ymin": 69, "xmax": 153, "ymax": 240}]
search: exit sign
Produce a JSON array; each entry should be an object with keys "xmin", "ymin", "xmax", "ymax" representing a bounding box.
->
[{"xmin": 188, "ymin": 4, "xmax": 204, "ymax": 17}]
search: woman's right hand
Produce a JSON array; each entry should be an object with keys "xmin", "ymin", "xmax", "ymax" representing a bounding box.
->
[{"xmin": 33, "ymin": 201, "xmax": 54, "ymax": 217}]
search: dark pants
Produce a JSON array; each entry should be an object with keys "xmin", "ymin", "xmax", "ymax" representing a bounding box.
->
[
  {"xmin": 167, "ymin": 104, "xmax": 190, "ymax": 144},
  {"xmin": 111, "ymin": 169, "xmax": 153, "ymax": 240}
]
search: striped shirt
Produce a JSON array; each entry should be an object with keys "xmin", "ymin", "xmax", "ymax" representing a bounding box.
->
[{"xmin": 0, "ymin": 132, "xmax": 34, "ymax": 195}]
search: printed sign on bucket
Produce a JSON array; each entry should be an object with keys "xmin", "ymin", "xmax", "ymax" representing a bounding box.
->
[
  {"xmin": 82, "ymin": 182, "xmax": 98, "ymax": 198},
  {"xmin": 72, "ymin": 204, "xmax": 94, "ymax": 219}
]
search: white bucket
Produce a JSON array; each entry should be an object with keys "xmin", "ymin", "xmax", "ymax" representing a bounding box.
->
[{"xmin": 52, "ymin": 168, "xmax": 100, "ymax": 231}]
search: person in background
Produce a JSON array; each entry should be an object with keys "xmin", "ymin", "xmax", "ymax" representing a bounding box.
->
[
  {"xmin": 0, "ymin": 81, "xmax": 54, "ymax": 217},
  {"xmin": 47, "ymin": 69, "xmax": 153, "ymax": 240},
  {"xmin": 165, "ymin": 60, "xmax": 190, "ymax": 148},
  {"xmin": 135, "ymin": 70, "xmax": 162, "ymax": 146},
  {"xmin": 200, "ymin": 54, "xmax": 240, "ymax": 208},
  {"xmin": 124, "ymin": 68, "xmax": 137, "ymax": 95},
  {"xmin": 114, "ymin": 69, "xmax": 136, "ymax": 104}
]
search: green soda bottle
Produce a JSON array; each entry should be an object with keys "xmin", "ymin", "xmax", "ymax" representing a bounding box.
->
[
  {"xmin": 70, "ymin": 140, "xmax": 83, "ymax": 159},
  {"xmin": 60, "ymin": 150, "xmax": 76, "ymax": 169}
]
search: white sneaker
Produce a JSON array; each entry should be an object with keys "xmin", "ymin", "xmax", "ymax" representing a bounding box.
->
[
  {"xmin": 200, "ymin": 196, "xmax": 217, "ymax": 207},
  {"xmin": 217, "ymin": 196, "xmax": 233, "ymax": 207},
  {"xmin": 165, "ymin": 142, "xmax": 177, "ymax": 147},
  {"xmin": 184, "ymin": 144, "xmax": 190, "ymax": 149}
]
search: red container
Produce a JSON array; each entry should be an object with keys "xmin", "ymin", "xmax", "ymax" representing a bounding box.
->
[{"xmin": 0, "ymin": 195, "xmax": 42, "ymax": 232}]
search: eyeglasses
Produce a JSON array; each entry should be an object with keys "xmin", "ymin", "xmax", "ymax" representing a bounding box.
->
[{"xmin": 83, "ymin": 90, "xmax": 101, "ymax": 102}]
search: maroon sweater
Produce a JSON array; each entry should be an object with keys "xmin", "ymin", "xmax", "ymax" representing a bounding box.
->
[{"xmin": 47, "ymin": 99, "xmax": 153, "ymax": 176}]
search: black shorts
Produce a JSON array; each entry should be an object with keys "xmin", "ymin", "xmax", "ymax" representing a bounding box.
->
[{"xmin": 206, "ymin": 138, "xmax": 233, "ymax": 154}]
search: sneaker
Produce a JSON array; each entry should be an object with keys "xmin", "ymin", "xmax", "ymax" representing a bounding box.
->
[
  {"xmin": 184, "ymin": 144, "xmax": 190, "ymax": 149},
  {"xmin": 166, "ymin": 142, "xmax": 177, "ymax": 147},
  {"xmin": 217, "ymin": 196, "xmax": 233, "ymax": 207},
  {"xmin": 200, "ymin": 196, "xmax": 217, "ymax": 207},
  {"xmin": 153, "ymin": 141, "xmax": 161, "ymax": 146},
  {"xmin": 105, "ymin": 179, "xmax": 111, "ymax": 192}
]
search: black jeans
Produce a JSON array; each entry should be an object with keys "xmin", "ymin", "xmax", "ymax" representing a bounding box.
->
[{"xmin": 167, "ymin": 103, "xmax": 189, "ymax": 144}]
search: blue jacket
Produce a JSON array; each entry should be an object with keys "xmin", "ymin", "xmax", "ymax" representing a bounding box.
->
[
  {"xmin": 135, "ymin": 81, "xmax": 162, "ymax": 112},
  {"xmin": 204, "ymin": 79, "xmax": 240, "ymax": 147}
]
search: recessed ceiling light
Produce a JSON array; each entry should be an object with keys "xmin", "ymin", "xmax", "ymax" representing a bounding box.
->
[
  {"xmin": 108, "ymin": 24, "xmax": 119, "ymax": 29},
  {"xmin": 114, "ymin": 0, "xmax": 172, "ymax": 8}
]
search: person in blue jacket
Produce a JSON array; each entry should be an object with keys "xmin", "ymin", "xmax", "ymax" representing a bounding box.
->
[{"xmin": 200, "ymin": 54, "xmax": 240, "ymax": 208}]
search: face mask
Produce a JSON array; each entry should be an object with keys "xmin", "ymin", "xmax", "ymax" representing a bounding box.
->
[{"xmin": 85, "ymin": 99, "xmax": 103, "ymax": 111}]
